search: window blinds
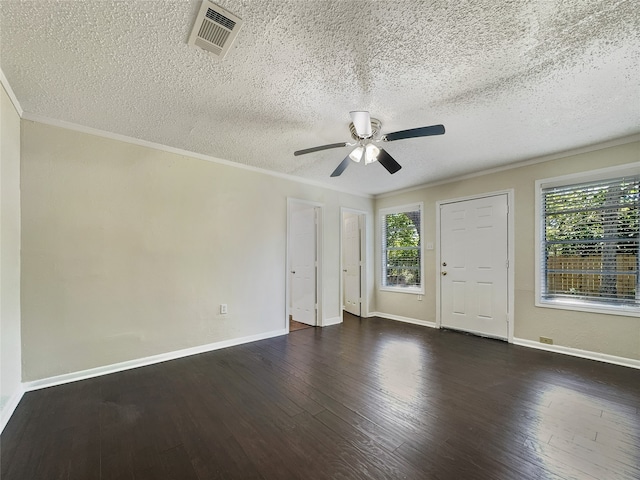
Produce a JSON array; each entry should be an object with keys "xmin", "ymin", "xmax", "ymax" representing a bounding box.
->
[{"xmin": 542, "ymin": 174, "xmax": 639, "ymax": 307}]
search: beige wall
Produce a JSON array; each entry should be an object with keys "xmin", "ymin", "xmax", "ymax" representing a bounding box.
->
[
  {"xmin": 1, "ymin": 85, "xmax": 22, "ymax": 417},
  {"xmin": 14, "ymin": 114, "xmax": 640, "ymax": 383},
  {"xmin": 20, "ymin": 120, "xmax": 372, "ymax": 381},
  {"xmin": 375, "ymin": 141, "xmax": 640, "ymax": 360}
]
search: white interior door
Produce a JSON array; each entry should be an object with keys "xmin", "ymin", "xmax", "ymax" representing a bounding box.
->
[
  {"xmin": 440, "ymin": 194, "xmax": 509, "ymax": 339},
  {"xmin": 290, "ymin": 204, "xmax": 317, "ymax": 326},
  {"xmin": 343, "ymin": 212, "xmax": 361, "ymax": 316}
]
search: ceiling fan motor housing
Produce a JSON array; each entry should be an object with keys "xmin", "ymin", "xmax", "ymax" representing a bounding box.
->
[{"xmin": 349, "ymin": 118, "xmax": 381, "ymax": 141}]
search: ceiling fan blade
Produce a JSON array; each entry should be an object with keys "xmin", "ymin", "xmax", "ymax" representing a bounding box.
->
[
  {"xmin": 377, "ymin": 148, "xmax": 402, "ymax": 174},
  {"xmin": 384, "ymin": 124, "xmax": 445, "ymax": 142},
  {"xmin": 330, "ymin": 155, "xmax": 351, "ymax": 177},
  {"xmin": 349, "ymin": 111, "xmax": 372, "ymax": 137},
  {"xmin": 294, "ymin": 142, "xmax": 348, "ymax": 156}
]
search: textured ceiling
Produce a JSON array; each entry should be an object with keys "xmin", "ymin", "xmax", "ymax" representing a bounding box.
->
[{"xmin": 1, "ymin": 0, "xmax": 639, "ymax": 196}]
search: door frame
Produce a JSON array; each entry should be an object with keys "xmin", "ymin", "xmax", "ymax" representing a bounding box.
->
[
  {"xmin": 340, "ymin": 207, "xmax": 368, "ymax": 322},
  {"xmin": 435, "ymin": 189, "xmax": 515, "ymax": 343},
  {"xmin": 286, "ymin": 198, "xmax": 323, "ymax": 331}
]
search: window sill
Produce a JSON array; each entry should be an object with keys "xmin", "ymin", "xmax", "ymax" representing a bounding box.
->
[
  {"xmin": 380, "ymin": 286, "xmax": 424, "ymax": 295},
  {"xmin": 536, "ymin": 299, "xmax": 640, "ymax": 318}
]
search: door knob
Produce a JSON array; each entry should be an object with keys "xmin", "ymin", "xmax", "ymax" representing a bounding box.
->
[
  {"xmin": 441, "ymin": 271, "xmax": 447, "ymax": 276},
  {"xmin": 343, "ymin": 269, "xmax": 347, "ymax": 272},
  {"xmin": 291, "ymin": 271, "xmax": 296, "ymax": 274}
]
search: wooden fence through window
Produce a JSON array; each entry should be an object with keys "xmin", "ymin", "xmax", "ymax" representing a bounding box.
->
[{"xmin": 546, "ymin": 255, "xmax": 638, "ymax": 299}]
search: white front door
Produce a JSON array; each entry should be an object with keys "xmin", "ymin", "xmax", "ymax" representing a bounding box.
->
[
  {"xmin": 343, "ymin": 213, "xmax": 361, "ymax": 316},
  {"xmin": 290, "ymin": 204, "xmax": 317, "ymax": 326},
  {"xmin": 440, "ymin": 194, "xmax": 509, "ymax": 339}
]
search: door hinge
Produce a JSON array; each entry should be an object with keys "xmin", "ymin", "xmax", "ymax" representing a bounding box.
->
[{"xmin": 505, "ymin": 259, "xmax": 509, "ymax": 269}]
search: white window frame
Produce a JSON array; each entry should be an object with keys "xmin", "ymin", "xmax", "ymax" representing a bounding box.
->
[
  {"xmin": 379, "ymin": 202, "xmax": 424, "ymax": 295},
  {"xmin": 535, "ymin": 163, "xmax": 640, "ymax": 317}
]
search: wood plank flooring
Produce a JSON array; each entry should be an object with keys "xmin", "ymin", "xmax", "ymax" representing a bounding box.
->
[
  {"xmin": 289, "ymin": 318, "xmax": 314, "ymax": 332},
  {"xmin": 2, "ymin": 313, "xmax": 639, "ymax": 479}
]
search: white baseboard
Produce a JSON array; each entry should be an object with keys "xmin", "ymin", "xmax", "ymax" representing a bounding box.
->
[
  {"xmin": 368, "ymin": 311, "xmax": 438, "ymax": 329},
  {"xmin": 0, "ymin": 385, "xmax": 25, "ymax": 434},
  {"xmin": 322, "ymin": 316, "xmax": 342, "ymax": 327},
  {"xmin": 513, "ymin": 338, "xmax": 640, "ymax": 370},
  {"xmin": 366, "ymin": 315, "xmax": 640, "ymax": 370},
  {"xmin": 9, "ymin": 326, "xmax": 638, "ymax": 436},
  {"xmin": 24, "ymin": 328, "xmax": 288, "ymax": 392}
]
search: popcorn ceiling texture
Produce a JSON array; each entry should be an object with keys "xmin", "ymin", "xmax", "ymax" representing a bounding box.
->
[{"xmin": 1, "ymin": 0, "xmax": 639, "ymax": 195}]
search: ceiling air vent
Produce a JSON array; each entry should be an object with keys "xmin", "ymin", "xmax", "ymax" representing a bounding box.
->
[{"xmin": 188, "ymin": 1, "xmax": 243, "ymax": 59}]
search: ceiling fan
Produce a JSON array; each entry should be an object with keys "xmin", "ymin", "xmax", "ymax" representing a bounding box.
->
[{"xmin": 294, "ymin": 111, "xmax": 445, "ymax": 177}]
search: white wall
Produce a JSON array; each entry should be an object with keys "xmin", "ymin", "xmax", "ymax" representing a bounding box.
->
[
  {"xmin": 0, "ymin": 84, "xmax": 23, "ymax": 427},
  {"xmin": 375, "ymin": 140, "xmax": 640, "ymax": 361},
  {"xmin": 20, "ymin": 120, "xmax": 373, "ymax": 381}
]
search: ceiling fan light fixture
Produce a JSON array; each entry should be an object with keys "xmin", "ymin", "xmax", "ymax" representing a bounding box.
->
[
  {"xmin": 349, "ymin": 146, "xmax": 364, "ymax": 163},
  {"xmin": 364, "ymin": 143, "xmax": 380, "ymax": 164}
]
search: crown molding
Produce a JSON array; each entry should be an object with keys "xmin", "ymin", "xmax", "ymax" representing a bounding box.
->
[
  {"xmin": 16, "ymin": 106, "xmax": 639, "ymax": 202},
  {"xmin": 375, "ymin": 133, "xmax": 640, "ymax": 199},
  {"xmin": 0, "ymin": 69, "xmax": 24, "ymax": 116},
  {"xmin": 20, "ymin": 112, "xmax": 374, "ymax": 199}
]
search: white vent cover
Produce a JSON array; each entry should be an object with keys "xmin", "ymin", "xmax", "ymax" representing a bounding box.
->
[{"xmin": 188, "ymin": 1, "xmax": 243, "ymax": 59}]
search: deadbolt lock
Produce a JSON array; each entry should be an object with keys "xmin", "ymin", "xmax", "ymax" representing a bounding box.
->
[{"xmin": 442, "ymin": 262, "xmax": 447, "ymax": 267}]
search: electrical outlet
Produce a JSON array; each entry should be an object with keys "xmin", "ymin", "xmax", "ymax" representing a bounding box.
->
[
  {"xmin": 539, "ymin": 336, "xmax": 553, "ymax": 345},
  {"xmin": 220, "ymin": 304, "xmax": 228, "ymax": 315}
]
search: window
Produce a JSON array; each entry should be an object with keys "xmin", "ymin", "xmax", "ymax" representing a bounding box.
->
[
  {"xmin": 536, "ymin": 165, "xmax": 639, "ymax": 315},
  {"xmin": 380, "ymin": 203, "xmax": 423, "ymax": 293}
]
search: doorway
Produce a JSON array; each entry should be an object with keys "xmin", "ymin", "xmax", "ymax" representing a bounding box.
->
[
  {"xmin": 341, "ymin": 209, "xmax": 366, "ymax": 319},
  {"xmin": 287, "ymin": 199, "xmax": 322, "ymax": 329},
  {"xmin": 437, "ymin": 192, "xmax": 513, "ymax": 341}
]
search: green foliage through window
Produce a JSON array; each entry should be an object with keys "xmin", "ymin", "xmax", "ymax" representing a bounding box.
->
[
  {"xmin": 382, "ymin": 209, "xmax": 421, "ymax": 288},
  {"xmin": 542, "ymin": 174, "xmax": 639, "ymax": 306}
]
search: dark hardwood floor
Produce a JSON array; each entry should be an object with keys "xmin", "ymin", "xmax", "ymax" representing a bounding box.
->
[
  {"xmin": 2, "ymin": 314, "xmax": 639, "ymax": 479},
  {"xmin": 289, "ymin": 318, "xmax": 314, "ymax": 332}
]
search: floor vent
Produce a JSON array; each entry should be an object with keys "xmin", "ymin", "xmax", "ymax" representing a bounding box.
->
[{"xmin": 188, "ymin": 1, "xmax": 243, "ymax": 59}]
